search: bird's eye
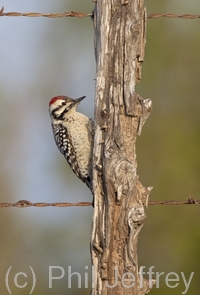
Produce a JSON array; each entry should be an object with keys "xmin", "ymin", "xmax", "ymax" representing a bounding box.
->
[{"xmin": 62, "ymin": 102, "xmax": 66, "ymax": 106}]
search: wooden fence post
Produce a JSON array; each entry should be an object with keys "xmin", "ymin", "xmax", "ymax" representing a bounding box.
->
[{"xmin": 91, "ymin": 0, "xmax": 153, "ymax": 294}]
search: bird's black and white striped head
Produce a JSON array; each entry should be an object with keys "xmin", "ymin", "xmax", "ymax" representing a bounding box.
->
[{"xmin": 49, "ymin": 95, "xmax": 86, "ymax": 121}]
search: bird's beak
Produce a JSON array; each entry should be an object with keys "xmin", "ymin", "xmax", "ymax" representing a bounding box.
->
[{"xmin": 75, "ymin": 96, "xmax": 86, "ymax": 104}]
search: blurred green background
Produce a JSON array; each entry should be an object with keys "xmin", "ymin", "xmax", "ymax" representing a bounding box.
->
[{"xmin": 0, "ymin": 0, "xmax": 199, "ymax": 294}]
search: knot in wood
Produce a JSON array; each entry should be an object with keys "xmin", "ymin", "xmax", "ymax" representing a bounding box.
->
[
  {"xmin": 112, "ymin": 159, "xmax": 137, "ymax": 201},
  {"xmin": 128, "ymin": 206, "xmax": 146, "ymax": 228}
]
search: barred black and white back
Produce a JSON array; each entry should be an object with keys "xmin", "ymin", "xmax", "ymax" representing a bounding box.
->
[{"xmin": 49, "ymin": 95, "xmax": 93, "ymax": 190}]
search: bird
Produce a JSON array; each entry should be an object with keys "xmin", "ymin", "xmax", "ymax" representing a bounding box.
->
[{"xmin": 49, "ymin": 95, "xmax": 93, "ymax": 190}]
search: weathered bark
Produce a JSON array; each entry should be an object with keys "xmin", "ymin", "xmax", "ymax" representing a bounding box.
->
[{"xmin": 91, "ymin": 0, "xmax": 153, "ymax": 294}]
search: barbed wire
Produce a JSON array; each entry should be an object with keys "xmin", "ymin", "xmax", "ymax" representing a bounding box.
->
[
  {"xmin": 0, "ymin": 6, "xmax": 200, "ymax": 20},
  {"xmin": 148, "ymin": 13, "xmax": 200, "ymax": 19},
  {"xmin": 0, "ymin": 197, "xmax": 198, "ymax": 208},
  {"xmin": 0, "ymin": 200, "xmax": 92, "ymax": 208},
  {"xmin": 0, "ymin": 6, "xmax": 90, "ymax": 18}
]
